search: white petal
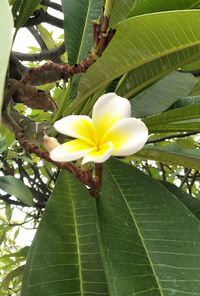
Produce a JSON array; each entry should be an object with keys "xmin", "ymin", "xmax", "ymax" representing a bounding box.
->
[
  {"xmin": 92, "ymin": 93, "xmax": 131, "ymax": 121},
  {"xmin": 102, "ymin": 118, "xmax": 148, "ymax": 156},
  {"xmin": 82, "ymin": 142, "xmax": 113, "ymax": 165},
  {"xmin": 92, "ymin": 93, "xmax": 131, "ymax": 140},
  {"xmin": 50, "ymin": 139, "xmax": 92, "ymax": 162},
  {"xmin": 54, "ymin": 115, "xmax": 95, "ymax": 145}
]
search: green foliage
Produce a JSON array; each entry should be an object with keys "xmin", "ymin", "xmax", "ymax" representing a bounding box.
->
[
  {"xmin": 61, "ymin": 0, "xmax": 102, "ymax": 64},
  {"xmin": 0, "ymin": 176, "xmax": 33, "ymax": 206},
  {"xmin": 129, "ymin": 0, "xmax": 200, "ymax": 17},
  {"xmin": 21, "ymin": 159, "xmax": 200, "ymax": 295},
  {"xmin": 14, "ymin": 0, "xmax": 42, "ymax": 29},
  {"xmin": 1, "ymin": 0, "xmax": 200, "ymax": 295},
  {"xmin": 161, "ymin": 181, "xmax": 200, "ymax": 220},
  {"xmin": 131, "ymin": 72, "xmax": 197, "ymax": 118},
  {"xmin": 131, "ymin": 145, "xmax": 200, "ymax": 171},
  {"xmin": 68, "ymin": 11, "xmax": 200, "ymax": 115},
  {"xmin": 98, "ymin": 159, "xmax": 200, "ymax": 295},
  {"xmin": 145, "ymin": 102, "xmax": 200, "ymax": 124},
  {"xmin": 21, "ymin": 170, "xmax": 108, "ymax": 296},
  {"xmin": 109, "ymin": 0, "xmax": 137, "ymax": 26}
]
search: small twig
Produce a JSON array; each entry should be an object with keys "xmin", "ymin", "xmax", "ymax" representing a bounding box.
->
[
  {"xmin": 15, "ymin": 131, "xmax": 94, "ymax": 188},
  {"xmin": 0, "ymin": 194, "xmax": 44, "ymax": 208},
  {"xmin": 142, "ymin": 161, "xmax": 152, "ymax": 177},
  {"xmin": 188, "ymin": 170, "xmax": 199, "ymax": 194},
  {"xmin": 90, "ymin": 163, "xmax": 103, "ymax": 197},
  {"xmin": 147, "ymin": 132, "xmax": 199, "ymax": 144},
  {"xmin": 159, "ymin": 162, "xmax": 166, "ymax": 181},
  {"xmin": 28, "ymin": 26, "xmax": 48, "ymax": 50},
  {"xmin": 180, "ymin": 168, "xmax": 191, "ymax": 188}
]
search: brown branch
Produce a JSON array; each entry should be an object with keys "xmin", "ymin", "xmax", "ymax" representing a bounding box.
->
[
  {"xmin": 180, "ymin": 168, "xmax": 191, "ymax": 188},
  {"xmin": 12, "ymin": 42, "xmax": 66, "ymax": 62},
  {"xmin": 188, "ymin": 170, "xmax": 199, "ymax": 194},
  {"xmin": 0, "ymin": 194, "xmax": 44, "ymax": 209},
  {"xmin": 147, "ymin": 132, "xmax": 199, "ymax": 144},
  {"xmin": 15, "ymin": 131, "xmax": 95, "ymax": 188},
  {"xmin": 21, "ymin": 57, "xmax": 94, "ymax": 85}
]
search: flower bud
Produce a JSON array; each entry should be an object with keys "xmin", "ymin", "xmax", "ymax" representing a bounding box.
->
[{"xmin": 43, "ymin": 135, "xmax": 60, "ymax": 152}]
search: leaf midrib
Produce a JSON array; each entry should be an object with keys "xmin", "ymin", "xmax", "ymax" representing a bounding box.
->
[
  {"xmin": 106, "ymin": 165, "xmax": 164, "ymax": 296},
  {"xmin": 68, "ymin": 178, "xmax": 84, "ymax": 295}
]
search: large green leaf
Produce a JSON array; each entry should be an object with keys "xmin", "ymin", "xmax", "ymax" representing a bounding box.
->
[
  {"xmin": 21, "ymin": 170, "xmax": 109, "ymax": 296},
  {"xmin": 15, "ymin": 0, "xmax": 42, "ymax": 29},
  {"xmin": 0, "ymin": 176, "xmax": 33, "ymax": 206},
  {"xmin": 131, "ymin": 72, "xmax": 197, "ymax": 118},
  {"xmin": 129, "ymin": 0, "xmax": 200, "ymax": 17},
  {"xmin": 96, "ymin": 158, "xmax": 200, "ymax": 295},
  {"xmin": 0, "ymin": 0, "xmax": 13, "ymax": 117},
  {"xmin": 109, "ymin": 0, "xmax": 136, "ymax": 27},
  {"xmin": 130, "ymin": 145, "xmax": 200, "ymax": 170},
  {"xmin": 144, "ymin": 103, "xmax": 200, "ymax": 127},
  {"xmin": 68, "ymin": 11, "xmax": 200, "ymax": 114},
  {"xmin": 110, "ymin": 0, "xmax": 200, "ymax": 27},
  {"xmin": 161, "ymin": 181, "xmax": 200, "ymax": 220},
  {"xmin": 61, "ymin": 0, "xmax": 102, "ymax": 65}
]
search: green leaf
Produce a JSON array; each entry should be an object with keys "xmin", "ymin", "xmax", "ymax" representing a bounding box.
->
[
  {"xmin": 0, "ymin": 124, "xmax": 15, "ymax": 147},
  {"xmin": 0, "ymin": 176, "xmax": 33, "ymax": 206},
  {"xmin": 149, "ymin": 122, "xmax": 200, "ymax": 132},
  {"xmin": 12, "ymin": 0, "xmax": 23, "ymax": 17},
  {"xmin": 131, "ymin": 144, "xmax": 200, "ymax": 170},
  {"xmin": 70, "ymin": 11, "xmax": 200, "ymax": 114},
  {"xmin": 109, "ymin": 0, "xmax": 136, "ymax": 26},
  {"xmin": 161, "ymin": 181, "xmax": 200, "ymax": 220},
  {"xmin": 36, "ymin": 24, "xmax": 56, "ymax": 49},
  {"xmin": 21, "ymin": 170, "xmax": 109, "ymax": 296},
  {"xmin": 5, "ymin": 204, "xmax": 12, "ymax": 222},
  {"xmin": 129, "ymin": 0, "xmax": 200, "ymax": 17},
  {"xmin": 1, "ymin": 265, "xmax": 25, "ymax": 291},
  {"xmin": 0, "ymin": 246, "xmax": 29, "ymax": 261},
  {"xmin": 0, "ymin": 0, "xmax": 13, "ymax": 117},
  {"xmin": 144, "ymin": 103, "xmax": 200, "ymax": 127},
  {"xmin": 96, "ymin": 158, "xmax": 200, "ymax": 295},
  {"xmin": 61, "ymin": 0, "xmax": 102, "ymax": 64},
  {"xmin": 15, "ymin": 0, "xmax": 42, "ymax": 29},
  {"xmin": 130, "ymin": 72, "xmax": 197, "ymax": 118}
]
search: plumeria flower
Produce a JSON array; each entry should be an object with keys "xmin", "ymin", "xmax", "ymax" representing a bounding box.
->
[{"xmin": 49, "ymin": 93, "xmax": 148, "ymax": 164}]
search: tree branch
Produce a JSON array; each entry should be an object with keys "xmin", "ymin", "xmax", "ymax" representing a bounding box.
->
[
  {"xmin": 28, "ymin": 26, "xmax": 48, "ymax": 50},
  {"xmin": 147, "ymin": 132, "xmax": 199, "ymax": 144},
  {"xmin": 0, "ymin": 194, "xmax": 44, "ymax": 209},
  {"xmin": 41, "ymin": 0, "xmax": 63, "ymax": 12},
  {"xmin": 21, "ymin": 9, "xmax": 63, "ymax": 28},
  {"xmin": 12, "ymin": 42, "xmax": 65, "ymax": 62}
]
